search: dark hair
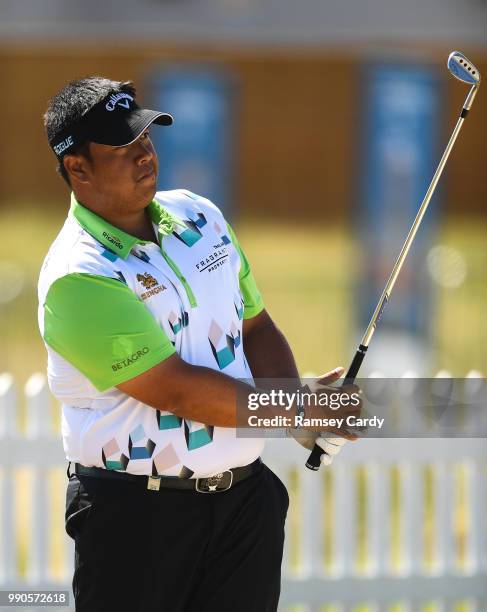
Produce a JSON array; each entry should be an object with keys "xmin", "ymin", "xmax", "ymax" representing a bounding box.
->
[{"xmin": 43, "ymin": 76, "xmax": 136, "ymax": 186}]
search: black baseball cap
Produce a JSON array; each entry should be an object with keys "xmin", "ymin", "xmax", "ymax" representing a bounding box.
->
[{"xmin": 49, "ymin": 91, "xmax": 173, "ymax": 160}]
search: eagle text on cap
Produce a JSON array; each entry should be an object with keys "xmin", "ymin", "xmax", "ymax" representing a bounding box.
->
[{"xmin": 53, "ymin": 135, "xmax": 74, "ymax": 156}]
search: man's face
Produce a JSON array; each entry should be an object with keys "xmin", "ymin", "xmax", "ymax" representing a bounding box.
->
[{"xmin": 75, "ymin": 130, "xmax": 159, "ymax": 210}]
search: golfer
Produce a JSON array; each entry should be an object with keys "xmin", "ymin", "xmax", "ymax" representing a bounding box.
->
[{"xmin": 38, "ymin": 76, "xmax": 359, "ymax": 611}]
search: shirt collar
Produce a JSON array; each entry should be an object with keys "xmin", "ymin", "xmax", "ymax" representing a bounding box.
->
[{"xmin": 69, "ymin": 193, "xmax": 183, "ymax": 260}]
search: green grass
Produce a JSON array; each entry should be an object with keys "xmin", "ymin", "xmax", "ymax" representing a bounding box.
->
[
  {"xmin": 237, "ymin": 219, "xmax": 354, "ymax": 375},
  {"xmin": 238, "ymin": 215, "xmax": 487, "ymax": 376},
  {"xmin": 434, "ymin": 219, "xmax": 487, "ymax": 373},
  {"xmin": 0, "ymin": 205, "xmax": 67, "ymax": 386}
]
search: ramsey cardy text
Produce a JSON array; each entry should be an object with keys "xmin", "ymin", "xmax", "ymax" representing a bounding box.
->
[{"xmin": 247, "ymin": 414, "xmax": 385, "ymax": 429}]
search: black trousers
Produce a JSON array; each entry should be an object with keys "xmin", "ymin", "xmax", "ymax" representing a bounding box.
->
[{"xmin": 65, "ymin": 461, "xmax": 289, "ymax": 612}]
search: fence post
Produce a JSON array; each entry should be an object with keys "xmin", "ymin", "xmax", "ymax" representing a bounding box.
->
[
  {"xmin": 465, "ymin": 372, "xmax": 487, "ymax": 575},
  {"xmin": 0, "ymin": 373, "xmax": 17, "ymax": 584},
  {"xmin": 25, "ymin": 374, "xmax": 50, "ymax": 584},
  {"xmin": 0, "ymin": 372, "xmax": 17, "ymax": 437}
]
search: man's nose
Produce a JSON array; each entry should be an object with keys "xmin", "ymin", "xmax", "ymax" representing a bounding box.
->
[{"xmin": 135, "ymin": 139, "xmax": 154, "ymax": 164}]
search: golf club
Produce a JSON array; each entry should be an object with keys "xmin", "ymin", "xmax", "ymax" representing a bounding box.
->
[{"xmin": 305, "ymin": 51, "xmax": 481, "ymax": 470}]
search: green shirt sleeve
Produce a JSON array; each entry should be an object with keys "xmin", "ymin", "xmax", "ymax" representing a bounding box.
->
[
  {"xmin": 43, "ymin": 273, "xmax": 176, "ymax": 391},
  {"xmin": 226, "ymin": 223, "xmax": 264, "ymax": 319}
]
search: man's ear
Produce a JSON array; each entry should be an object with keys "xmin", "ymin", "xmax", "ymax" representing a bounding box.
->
[{"xmin": 63, "ymin": 154, "xmax": 91, "ymax": 185}]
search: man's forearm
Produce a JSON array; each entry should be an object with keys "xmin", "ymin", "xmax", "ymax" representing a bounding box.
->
[
  {"xmin": 161, "ymin": 363, "xmax": 257, "ymax": 427},
  {"xmin": 118, "ymin": 356, "xmax": 276, "ymax": 428},
  {"xmin": 243, "ymin": 315, "xmax": 301, "ymax": 381}
]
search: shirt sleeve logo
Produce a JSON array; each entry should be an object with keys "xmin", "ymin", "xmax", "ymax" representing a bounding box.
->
[{"xmin": 112, "ymin": 346, "xmax": 150, "ymax": 372}]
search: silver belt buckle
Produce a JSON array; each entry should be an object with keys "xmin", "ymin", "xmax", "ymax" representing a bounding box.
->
[
  {"xmin": 195, "ymin": 470, "xmax": 233, "ymax": 493},
  {"xmin": 147, "ymin": 475, "xmax": 161, "ymax": 491}
]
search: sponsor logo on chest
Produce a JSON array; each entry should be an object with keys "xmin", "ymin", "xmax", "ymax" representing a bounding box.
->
[
  {"xmin": 195, "ymin": 241, "xmax": 229, "ymax": 274},
  {"xmin": 136, "ymin": 272, "xmax": 166, "ymax": 300}
]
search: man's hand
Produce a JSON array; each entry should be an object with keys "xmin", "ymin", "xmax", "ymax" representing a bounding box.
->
[
  {"xmin": 288, "ymin": 366, "xmax": 362, "ymax": 466},
  {"xmin": 301, "ymin": 367, "xmax": 362, "ymax": 438}
]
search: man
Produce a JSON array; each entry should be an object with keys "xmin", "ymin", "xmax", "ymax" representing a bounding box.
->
[{"xmin": 38, "ymin": 76, "xmax": 359, "ymax": 611}]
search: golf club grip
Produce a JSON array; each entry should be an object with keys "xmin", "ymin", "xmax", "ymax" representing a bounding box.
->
[
  {"xmin": 305, "ymin": 345, "xmax": 368, "ymax": 471},
  {"xmin": 344, "ymin": 344, "xmax": 368, "ymax": 383}
]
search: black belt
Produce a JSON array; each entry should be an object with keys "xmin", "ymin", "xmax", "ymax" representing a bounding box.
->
[{"xmin": 70, "ymin": 458, "xmax": 262, "ymax": 493}]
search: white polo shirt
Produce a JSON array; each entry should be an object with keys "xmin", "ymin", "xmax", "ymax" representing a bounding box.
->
[{"xmin": 38, "ymin": 190, "xmax": 265, "ymax": 478}]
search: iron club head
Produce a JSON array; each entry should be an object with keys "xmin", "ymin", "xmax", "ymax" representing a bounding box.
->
[{"xmin": 448, "ymin": 51, "xmax": 481, "ymax": 86}]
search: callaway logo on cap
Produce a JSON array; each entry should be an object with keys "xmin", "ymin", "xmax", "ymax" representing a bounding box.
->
[
  {"xmin": 105, "ymin": 92, "xmax": 134, "ymax": 111},
  {"xmin": 49, "ymin": 91, "xmax": 173, "ymax": 159}
]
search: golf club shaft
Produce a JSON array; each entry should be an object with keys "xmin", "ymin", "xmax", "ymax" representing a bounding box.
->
[{"xmin": 305, "ymin": 82, "xmax": 479, "ymax": 471}]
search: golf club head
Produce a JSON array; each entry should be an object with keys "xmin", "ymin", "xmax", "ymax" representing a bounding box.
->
[{"xmin": 448, "ymin": 51, "xmax": 481, "ymax": 86}]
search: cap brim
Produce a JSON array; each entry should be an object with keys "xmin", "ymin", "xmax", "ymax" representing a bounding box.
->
[{"xmin": 90, "ymin": 108, "xmax": 173, "ymax": 148}]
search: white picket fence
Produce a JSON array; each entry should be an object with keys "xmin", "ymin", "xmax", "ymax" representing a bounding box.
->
[{"xmin": 1, "ymin": 371, "xmax": 487, "ymax": 611}]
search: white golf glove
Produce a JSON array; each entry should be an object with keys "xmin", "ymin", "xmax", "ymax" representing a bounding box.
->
[
  {"xmin": 288, "ymin": 429, "xmax": 347, "ymax": 466},
  {"xmin": 314, "ymin": 434, "xmax": 348, "ymax": 466}
]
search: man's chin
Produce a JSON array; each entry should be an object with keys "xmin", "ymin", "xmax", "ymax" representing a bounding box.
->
[{"xmin": 138, "ymin": 181, "xmax": 158, "ymax": 204}]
